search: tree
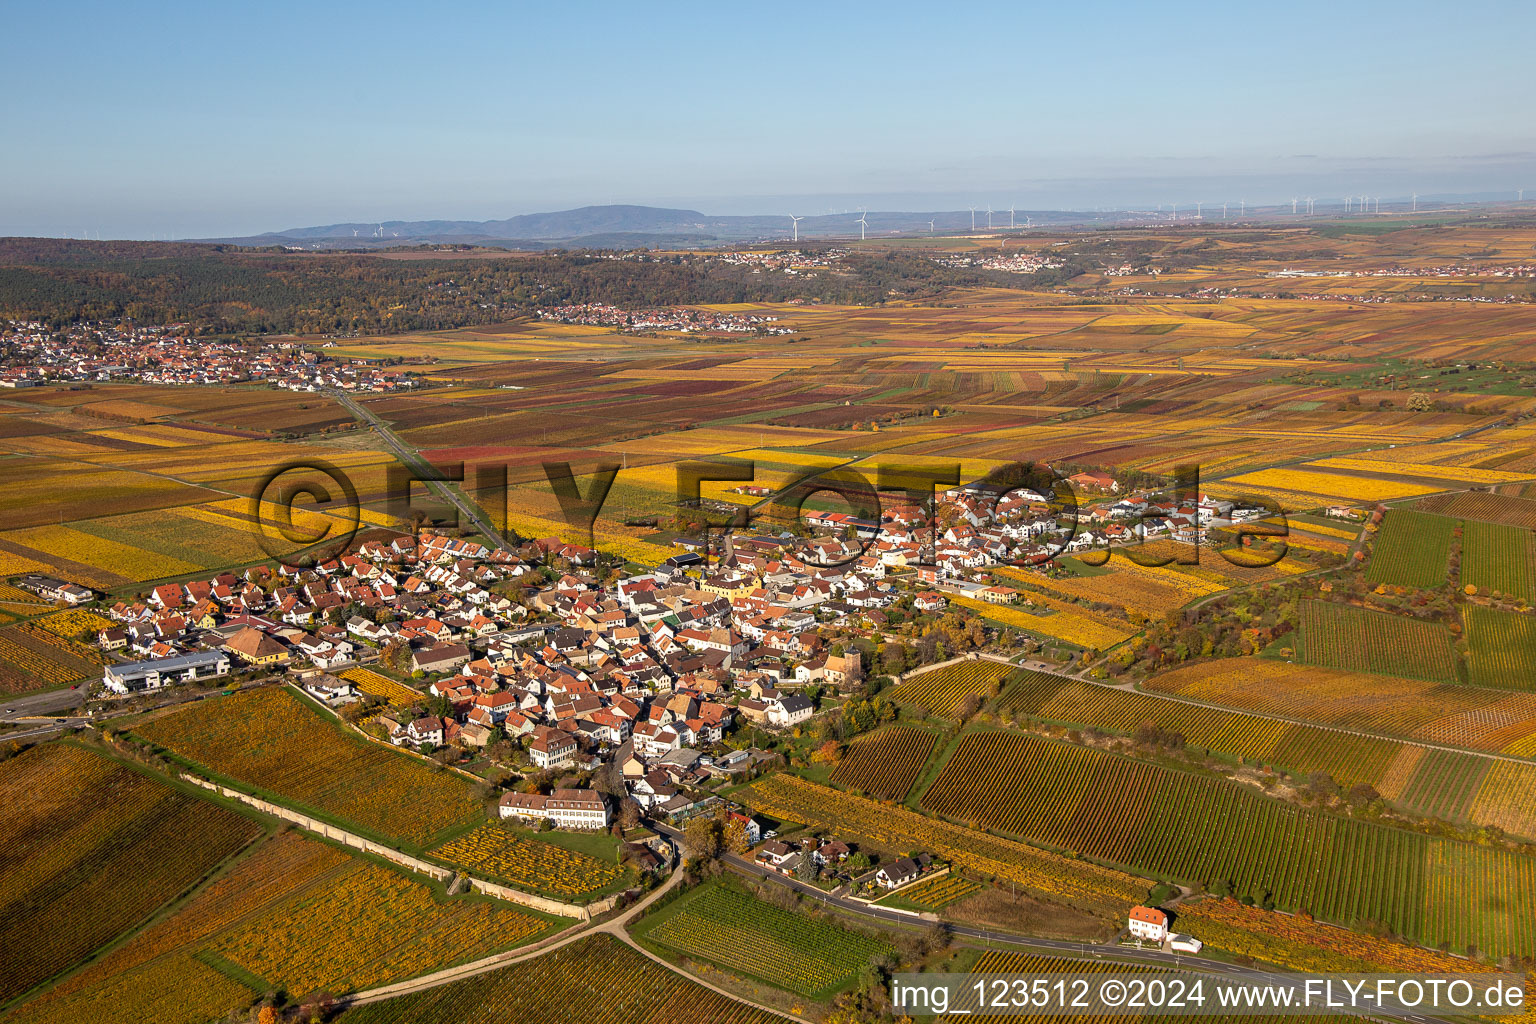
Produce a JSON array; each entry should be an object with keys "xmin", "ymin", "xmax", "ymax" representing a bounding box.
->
[
  {"xmin": 258, "ymin": 1009, "xmax": 279, "ymax": 1024},
  {"xmin": 796, "ymin": 850, "xmax": 820, "ymax": 882},
  {"xmin": 618, "ymin": 797, "xmax": 642, "ymax": 831},
  {"xmin": 683, "ymin": 815, "xmax": 723, "ymax": 862},
  {"xmin": 722, "ymin": 816, "xmax": 753, "ymax": 855}
]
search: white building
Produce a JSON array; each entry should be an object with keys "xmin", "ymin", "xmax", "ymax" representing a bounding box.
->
[
  {"xmin": 1128, "ymin": 905, "xmax": 1169, "ymax": 943},
  {"xmin": 499, "ymin": 788, "xmax": 610, "ymax": 830},
  {"xmin": 103, "ymin": 651, "xmax": 230, "ymax": 694}
]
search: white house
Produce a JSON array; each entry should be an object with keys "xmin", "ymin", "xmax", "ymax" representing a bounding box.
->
[
  {"xmin": 766, "ymin": 694, "xmax": 813, "ymax": 728},
  {"xmin": 1128, "ymin": 905, "xmax": 1169, "ymax": 943}
]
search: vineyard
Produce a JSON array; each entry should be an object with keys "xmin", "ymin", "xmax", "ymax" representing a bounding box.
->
[
  {"xmin": 333, "ymin": 933, "xmax": 787, "ymax": 1024},
  {"xmin": 912, "ymin": 731, "xmax": 1535, "ymax": 955},
  {"xmin": 1364, "ymin": 509, "xmax": 1454, "ymax": 589},
  {"xmin": 4, "ymin": 829, "xmax": 557, "ymax": 1024},
  {"xmin": 1292, "ymin": 601, "xmax": 1460, "ymax": 683},
  {"xmin": 744, "ymin": 773, "xmax": 1146, "ymax": 915},
  {"xmin": 1145, "ymin": 658, "xmax": 1536, "ymax": 754},
  {"xmin": 429, "ymin": 821, "xmax": 630, "ymax": 899},
  {"xmin": 1463, "ymin": 606, "xmax": 1536, "ymax": 691},
  {"xmin": 1420, "ymin": 491, "xmax": 1536, "ymax": 529},
  {"xmin": 634, "ymin": 877, "xmax": 891, "ymax": 998},
  {"xmin": 1461, "ymin": 520, "xmax": 1536, "ymax": 601},
  {"xmin": 209, "ymin": 858, "xmax": 551, "ymax": 996},
  {"xmin": 0, "ymin": 743, "xmax": 260, "ymax": 1005},
  {"xmin": 340, "ymin": 667, "xmax": 425, "ymax": 708},
  {"xmin": 885, "ymin": 872, "xmax": 981, "ymax": 908},
  {"xmin": 134, "ymin": 685, "xmax": 481, "ymax": 848},
  {"xmin": 1177, "ymin": 897, "xmax": 1503, "ymax": 974},
  {"xmin": 890, "ymin": 660, "xmax": 1019, "ymax": 717},
  {"xmin": 827, "ymin": 726, "xmax": 936, "ymax": 800},
  {"xmin": 994, "ymin": 669, "xmax": 1400, "ymax": 790}
]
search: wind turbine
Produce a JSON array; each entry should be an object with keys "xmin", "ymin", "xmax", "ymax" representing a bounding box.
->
[
  {"xmin": 1240, "ymin": 199, "xmax": 1245, "ymax": 217},
  {"xmin": 1291, "ymin": 197, "xmax": 1298, "ymax": 215},
  {"xmin": 1222, "ymin": 202, "xmax": 1228, "ymax": 220},
  {"xmin": 928, "ymin": 220, "xmax": 935, "ymax": 234},
  {"xmin": 969, "ymin": 206, "xmax": 976, "ymax": 231},
  {"xmin": 1195, "ymin": 201, "xmax": 1202, "ymax": 219},
  {"xmin": 986, "ymin": 206, "xmax": 993, "ymax": 229},
  {"xmin": 1009, "ymin": 204, "xmax": 1015, "ymax": 229},
  {"xmin": 1307, "ymin": 197, "xmax": 1315, "ymax": 215},
  {"xmin": 1412, "ymin": 193, "xmax": 1418, "ymax": 212},
  {"xmin": 788, "ymin": 215, "xmax": 802, "ymax": 242},
  {"xmin": 856, "ymin": 209, "xmax": 868, "ymax": 241},
  {"xmin": 1520, "ymin": 189, "xmax": 1526, "ymax": 201}
]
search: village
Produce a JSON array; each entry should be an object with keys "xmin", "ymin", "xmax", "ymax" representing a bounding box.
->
[
  {"xmin": 536, "ymin": 303, "xmax": 794, "ymax": 334},
  {"xmin": 50, "ymin": 463, "xmax": 1281, "ymax": 910},
  {"xmin": 0, "ymin": 320, "xmax": 420, "ymax": 391}
]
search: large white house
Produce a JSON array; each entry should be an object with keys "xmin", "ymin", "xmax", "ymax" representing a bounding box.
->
[
  {"xmin": 1128, "ymin": 905, "xmax": 1169, "ymax": 943},
  {"xmin": 499, "ymin": 788, "xmax": 610, "ymax": 830}
]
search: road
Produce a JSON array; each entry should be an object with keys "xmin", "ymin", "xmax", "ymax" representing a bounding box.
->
[
  {"xmin": 335, "ymin": 391, "xmax": 513, "ymax": 550},
  {"xmin": 650, "ymin": 823, "xmax": 1458, "ymax": 1024}
]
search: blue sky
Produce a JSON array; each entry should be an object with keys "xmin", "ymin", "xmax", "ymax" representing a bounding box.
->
[{"xmin": 3, "ymin": 0, "xmax": 1533, "ymax": 237}]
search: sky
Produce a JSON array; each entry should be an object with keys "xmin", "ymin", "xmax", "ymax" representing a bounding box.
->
[{"xmin": 3, "ymin": 0, "xmax": 1534, "ymax": 238}]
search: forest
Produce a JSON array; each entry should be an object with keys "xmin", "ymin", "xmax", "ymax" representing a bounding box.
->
[{"xmin": 0, "ymin": 240, "xmax": 1030, "ymax": 335}]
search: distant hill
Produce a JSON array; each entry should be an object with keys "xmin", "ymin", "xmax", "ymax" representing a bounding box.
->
[{"xmin": 200, "ymin": 204, "xmax": 1094, "ymax": 249}]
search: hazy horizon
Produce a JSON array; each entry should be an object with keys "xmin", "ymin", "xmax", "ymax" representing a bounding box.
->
[{"xmin": 5, "ymin": 0, "xmax": 1534, "ymax": 239}]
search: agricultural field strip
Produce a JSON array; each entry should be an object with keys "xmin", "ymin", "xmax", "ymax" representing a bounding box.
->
[
  {"xmin": 0, "ymin": 442, "xmax": 379, "ymax": 534},
  {"xmin": 1017, "ymin": 665, "xmax": 1536, "ymax": 772}
]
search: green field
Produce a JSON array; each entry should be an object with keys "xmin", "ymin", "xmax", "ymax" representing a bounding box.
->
[
  {"xmin": 1463, "ymin": 605, "xmax": 1536, "ymax": 691},
  {"xmin": 1292, "ymin": 601, "xmax": 1460, "ymax": 683},
  {"xmin": 632, "ymin": 877, "xmax": 892, "ymax": 999},
  {"xmin": 1461, "ymin": 520, "xmax": 1536, "ymax": 601},
  {"xmin": 1365, "ymin": 509, "xmax": 1454, "ymax": 589}
]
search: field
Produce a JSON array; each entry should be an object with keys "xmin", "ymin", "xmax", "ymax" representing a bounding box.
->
[
  {"xmin": 0, "ymin": 743, "xmax": 261, "ymax": 1005},
  {"xmin": 948, "ymin": 592, "xmax": 1136, "ymax": 651},
  {"xmin": 745, "ymin": 773, "xmax": 1147, "ymax": 915},
  {"xmin": 882, "ymin": 871, "xmax": 981, "ymax": 908},
  {"xmin": 890, "ymin": 660, "xmax": 1019, "ymax": 717},
  {"xmin": 427, "ymin": 821, "xmax": 631, "ymax": 900},
  {"xmin": 914, "ymin": 730, "xmax": 1534, "ymax": 954},
  {"xmin": 1177, "ymin": 897, "xmax": 1507, "ymax": 974},
  {"xmin": 1145, "ymin": 657, "xmax": 1536, "ymax": 754},
  {"xmin": 1364, "ymin": 509, "xmax": 1454, "ymax": 588},
  {"xmin": 1462, "ymin": 519, "xmax": 1536, "ymax": 601},
  {"xmin": 1463, "ymin": 605, "xmax": 1536, "ymax": 691},
  {"xmin": 994, "ymin": 669, "xmax": 1399, "ymax": 790},
  {"xmin": 1291, "ymin": 601, "xmax": 1460, "ymax": 683},
  {"xmin": 332, "ymin": 933, "xmax": 787, "ymax": 1024},
  {"xmin": 827, "ymin": 726, "xmax": 936, "ymax": 800},
  {"xmin": 4, "ymin": 830, "xmax": 557, "ymax": 1024},
  {"xmin": 134, "ymin": 685, "xmax": 481, "ymax": 848},
  {"xmin": 340, "ymin": 666, "xmax": 426, "ymax": 708},
  {"xmin": 633, "ymin": 877, "xmax": 891, "ymax": 998}
]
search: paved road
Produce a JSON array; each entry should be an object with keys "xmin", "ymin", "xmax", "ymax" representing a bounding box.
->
[
  {"xmin": 0, "ymin": 687, "xmax": 85, "ymax": 721},
  {"xmin": 335, "ymin": 391, "xmax": 513, "ymax": 550}
]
